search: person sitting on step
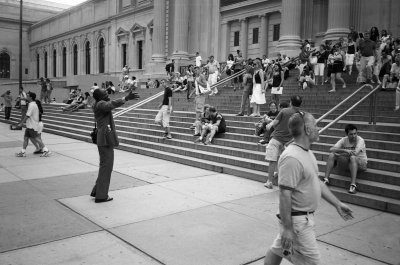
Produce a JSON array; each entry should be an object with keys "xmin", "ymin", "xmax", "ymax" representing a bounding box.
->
[
  {"xmin": 193, "ymin": 104, "xmax": 210, "ymax": 137},
  {"xmin": 194, "ymin": 106, "xmax": 226, "ymax": 145},
  {"xmin": 298, "ymin": 64, "xmax": 315, "ymax": 90},
  {"xmin": 323, "ymin": 124, "xmax": 368, "ymax": 194}
]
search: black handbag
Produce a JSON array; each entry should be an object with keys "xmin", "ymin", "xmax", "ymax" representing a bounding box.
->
[{"xmin": 90, "ymin": 122, "xmax": 97, "ymax": 144}]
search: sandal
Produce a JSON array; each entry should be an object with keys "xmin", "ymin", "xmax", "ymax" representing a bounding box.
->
[{"xmin": 349, "ymin": 184, "xmax": 357, "ymax": 194}]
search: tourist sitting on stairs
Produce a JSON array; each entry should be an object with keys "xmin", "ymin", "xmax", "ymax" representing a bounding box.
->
[
  {"xmin": 323, "ymin": 124, "xmax": 368, "ymax": 194},
  {"xmin": 194, "ymin": 106, "xmax": 226, "ymax": 145}
]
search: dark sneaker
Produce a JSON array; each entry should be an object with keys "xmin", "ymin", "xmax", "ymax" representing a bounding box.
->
[
  {"xmin": 33, "ymin": 149, "xmax": 43, "ymax": 154},
  {"xmin": 258, "ymin": 139, "xmax": 268, "ymax": 145}
]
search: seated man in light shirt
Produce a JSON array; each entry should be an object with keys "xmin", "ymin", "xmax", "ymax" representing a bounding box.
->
[
  {"xmin": 205, "ymin": 55, "xmax": 220, "ymax": 96},
  {"xmin": 323, "ymin": 124, "xmax": 368, "ymax": 194}
]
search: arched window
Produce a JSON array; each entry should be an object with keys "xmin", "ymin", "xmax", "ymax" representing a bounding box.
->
[
  {"xmin": 62, "ymin": 47, "xmax": 67, "ymax": 76},
  {"xmin": 44, "ymin": 52, "xmax": 48, "ymax": 78},
  {"xmin": 73, "ymin": 44, "xmax": 78, "ymax": 75},
  {"xmin": 53, "ymin": 49, "xmax": 57, "ymax": 77},
  {"xmin": 36, "ymin": 53, "xmax": 40, "ymax": 79},
  {"xmin": 85, "ymin": 41, "xmax": 90, "ymax": 75},
  {"xmin": 99, "ymin": 38, "xmax": 105, "ymax": 73},
  {"xmin": 0, "ymin": 52, "xmax": 11, "ymax": 79}
]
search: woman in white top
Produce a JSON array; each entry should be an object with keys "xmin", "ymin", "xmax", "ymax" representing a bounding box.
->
[{"xmin": 250, "ymin": 59, "xmax": 266, "ymax": 117}]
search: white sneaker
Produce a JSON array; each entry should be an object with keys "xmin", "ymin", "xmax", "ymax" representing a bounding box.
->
[
  {"xmin": 395, "ymin": 106, "xmax": 399, "ymax": 111},
  {"xmin": 264, "ymin": 180, "xmax": 273, "ymax": 189}
]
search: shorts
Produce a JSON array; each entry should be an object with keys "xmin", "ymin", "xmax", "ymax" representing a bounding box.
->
[
  {"xmin": 270, "ymin": 214, "xmax": 321, "ymax": 265},
  {"xmin": 155, "ymin": 105, "xmax": 170, "ymax": 128},
  {"xmin": 265, "ymin": 138, "xmax": 285, "ymax": 162},
  {"xmin": 313, "ymin": 63, "xmax": 325, "ymax": 76},
  {"xmin": 24, "ymin": 128, "xmax": 39, "ymax": 138},
  {"xmin": 37, "ymin": 122, "xmax": 44, "ymax": 134},
  {"xmin": 331, "ymin": 62, "xmax": 344, "ymax": 74},
  {"xmin": 346, "ymin": 54, "xmax": 354, "ymax": 66},
  {"xmin": 208, "ymin": 72, "xmax": 218, "ymax": 86},
  {"xmin": 336, "ymin": 155, "xmax": 367, "ymax": 171},
  {"xmin": 195, "ymin": 94, "xmax": 206, "ymax": 112}
]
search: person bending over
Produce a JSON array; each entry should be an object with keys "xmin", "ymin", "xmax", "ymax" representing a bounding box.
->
[{"xmin": 194, "ymin": 106, "xmax": 226, "ymax": 145}]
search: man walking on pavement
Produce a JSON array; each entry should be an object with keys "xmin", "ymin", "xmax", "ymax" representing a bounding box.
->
[{"xmin": 263, "ymin": 111, "xmax": 354, "ymax": 265}]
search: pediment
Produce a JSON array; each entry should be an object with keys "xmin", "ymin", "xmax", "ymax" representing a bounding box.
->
[
  {"xmin": 130, "ymin": 23, "xmax": 146, "ymax": 34},
  {"xmin": 115, "ymin": 27, "xmax": 130, "ymax": 36}
]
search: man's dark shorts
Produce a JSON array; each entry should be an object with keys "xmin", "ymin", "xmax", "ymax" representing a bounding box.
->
[{"xmin": 24, "ymin": 128, "xmax": 39, "ymax": 138}]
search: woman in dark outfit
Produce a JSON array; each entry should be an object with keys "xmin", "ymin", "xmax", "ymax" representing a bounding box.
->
[{"xmin": 90, "ymin": 89, "xmax": 139, "ymax": 203}]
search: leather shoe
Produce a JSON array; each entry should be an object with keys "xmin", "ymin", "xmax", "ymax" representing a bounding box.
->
[{"xmin": 95, "ymin": 196, "xmax": 113, "ymax": 203}]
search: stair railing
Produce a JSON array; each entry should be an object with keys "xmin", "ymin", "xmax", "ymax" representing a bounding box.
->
[
  {"xmin": 315, "ymin": 83, "xmax": 374, "ymax": 124},
  {"xmin": 112, "ymin": 69, "xmax": 247, "ymax": 118},
  {"xmin": 318, "ymin": 84, "xmax": 381, "ymax": 134},
  {"xmin": 113, "ymin": 91, "xmax": 164, "ymax": 118},
  {"xmin": 285, "ymin": 84, "xmax": 380, "ymax": 147}
]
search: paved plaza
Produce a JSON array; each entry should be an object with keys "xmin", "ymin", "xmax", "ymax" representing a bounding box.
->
[{"xmin": 0, "ymin": 122, "xmax": 398, "ymax": 265}]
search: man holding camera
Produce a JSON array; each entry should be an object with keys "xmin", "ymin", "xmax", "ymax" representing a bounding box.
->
[{"xmin": 90, "ymin": 88, "xmax": 139, "ymax": 203}]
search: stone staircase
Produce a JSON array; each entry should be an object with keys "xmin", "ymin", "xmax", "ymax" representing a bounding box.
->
[{"xmin": 1, "ymin": 71, "xmax": 399, "ymax": 214}]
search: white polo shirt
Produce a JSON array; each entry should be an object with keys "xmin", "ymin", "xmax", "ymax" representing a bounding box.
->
[{"xmin": 26, "ymin": 101, "xmax": 40, "ymax": 132}]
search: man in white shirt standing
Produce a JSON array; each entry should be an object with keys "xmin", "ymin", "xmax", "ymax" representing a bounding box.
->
[
  {"xmin": 206, "ymin": 55, "xmax": 220, "ymax": 96},
  {"xmin": 195, "ymin": 52, "xmax": 202, "ymax": 67},
  {"xmin": 16, "ymin": 92, "xmax": 50, "ymax": 157}
]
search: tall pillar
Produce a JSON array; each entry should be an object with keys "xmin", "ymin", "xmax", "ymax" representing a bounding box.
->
[
  {"xmin": 259, "ymin": 14, "xmax": 268, "ymax": 57},
  {"xmin": 151, "ymin": 0, "xmax": 166, "ymax": 62},
  {"xmin": 278, "ymin": 0, "xmax": 302, "ymax": 57},
  {"xmin": 324, "ymin": 0, "xmax": 350, "ymax": 40},
  {"xmin": 220, "ymin": 21, "xmax": 231, "ymax": 61},
  {"xmin": 239, "ymin": 18, "xmax": 248, "ymax": 59},
  {"xmin": 302, "ymin": 0, "xmax": 314, "ymax": 42},
  {"xmin": 172, "ymin": 0, "xmax": 189, "ymax": 60},
  {"xmin": 145, "ymin": 0, "xmax": 167, "ymax": 77}
]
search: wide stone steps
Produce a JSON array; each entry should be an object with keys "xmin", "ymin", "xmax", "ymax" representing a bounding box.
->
[
  {"xmin": 39, "ymin": 110, "xmax": 400, "ymax": 154},
  {"xmin": 40, "ymin": 115, "xmax": 399, "ymax": 174}
]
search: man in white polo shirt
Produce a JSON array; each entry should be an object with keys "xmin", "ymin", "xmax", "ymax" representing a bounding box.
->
[
  {"xmin": 16, "ymin": 92, "xmax": 50, "ymax": 157},
  {"xmin": 195, "ymin": 52, "xmax": 202, "ymax": 67},
  {"xmin": 205, "ymin": 55, "xmax": 220, "ymax": 96},
  {"xmin": 263, "ymin": 111, "xmax": 353, "ymax": 265}
]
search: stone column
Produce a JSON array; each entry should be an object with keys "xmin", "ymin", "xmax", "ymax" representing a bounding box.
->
[
  {"xmin": 151, "ymin": 0, "xmax": 166, "ymax": 62},
  {"xmin": 259, "ymin": 14, "xmax": 268, "ymax": 57},
  {"xmin": 145, "ymin": 0, "xmax": 167, "ymax": 77},
  {"xmin": 240, "ymin": 18, "xmax": 248, "ymax": 59},
  {"xmin": 172, "ymin": 0, "xmax": 190, "ymax": 70},
  {"xmin": 278, "ymin": 0, "xmax": 302, "ymax": 56},
  {"xmin": 90, "ymin": 32, "xmax": 96, "ymax": 74},
  {"xmin": 324, "ymin": 0, "xmax": 350, "ymax": 40},
  {"xmin": 220, "ymin": 21, "xmax": 231, "ymax": 61}
]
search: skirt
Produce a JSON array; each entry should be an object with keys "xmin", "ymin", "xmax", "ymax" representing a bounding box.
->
[{"xmin": 250, "ymin": 83, "xmax": 266, "ymax": 104}]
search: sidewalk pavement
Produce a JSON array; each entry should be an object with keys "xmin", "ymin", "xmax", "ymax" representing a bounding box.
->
[{"xmin": 0, "ymin": 122, "xmax": 398, "ymax": 265}]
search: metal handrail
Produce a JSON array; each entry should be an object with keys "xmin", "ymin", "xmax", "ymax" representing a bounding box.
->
[
  {"xmin": 316, "ymin": 84, "xmax": 374, "ymax": 123},
  {"xmin": 318, "ymin": 84, "xmax": 381, "ymax": 134},
  {"xmin": 113, "ymin": 91, "xmax": 164, "ymax": 118},
  {"xmin": 210, "ymin": 69, "xmax": 246, "ymax": 89}
]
